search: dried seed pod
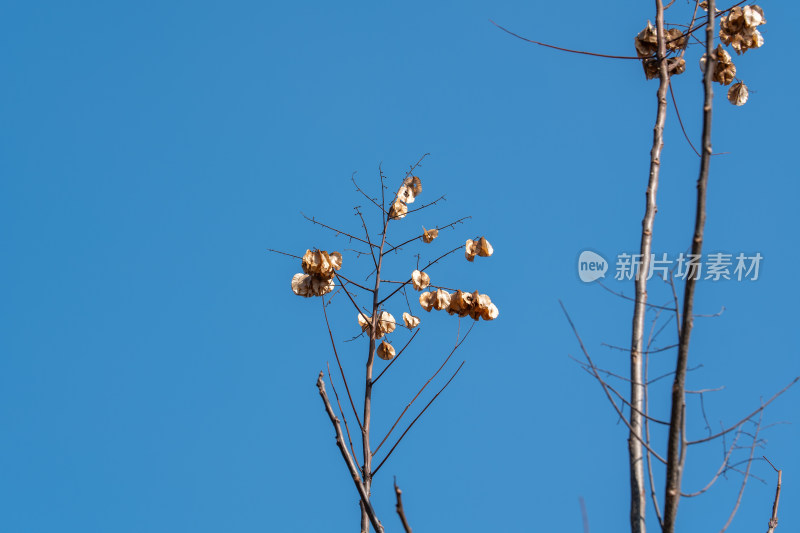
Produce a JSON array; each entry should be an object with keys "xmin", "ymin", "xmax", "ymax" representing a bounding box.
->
[
  {"xmin": 291, "ymin": 272, "xmax": 334, "ymax": 297},
  {"xmin": 665, "ymin": 28, "xmax": 688, "ymax": 52},
  {"xmin": 377, "ymin": 341, "xmax": 396, "ymax": 361},
  {"xmin": 465, "ymin": 239, "xmax": 477, "ymax": 261},
  {"xmin": 714, "ymin": 45, "xmax": 736, "ymax": 85},
  {"xmin": 642, "ymin": 58, "xmax": 660, "ymax": 80},
  {"xmin": 447, "ymin": 290, "xmax": 473, "ymax": 317},
  {"xmin": 301, "ymin": 249, "xmax": 342, "ymax": 279},
  {"xmin": 389, "ymin": 199, "xmax": 408, "ymax": 220},
  {"xmin": 403, "ymin": 312, "xmax": 420, "ymax": 330},
  {"xmin": 396, "ymin": 176, "xmax": 422, "ymax": 204},
  {"xmin": 431, "ymin": 289, "xmax": 451, "ymax": 311},
  {"xmin": 422, "ymin": 227, "xmax": 439, "ymax": 243},
  {"xmin": 635, "ymin": 21, "xmax": 658, "ymax": 58},
  {"xmin": 411, "ymin": 270, "xmax": 431, "ymax": 291},
  {"xmin": 357, "ymin": 312, "xmax": 371, "ymax": 333},
  {"xmin": 419, "ymin": 291, "xmax": 435, "ymax": 312},
  {"xmin": 669, "ymin": 57, "xmax": 686, "ymax": 76},
  {"xmin": 476, "ymin": 237, "xmax": 493, "ymax": 257},
  {"xmin": 468, "ymin": 291, "xmax": 494, "ymax": 320},
  {"xmin": 377, "ymin": 311, "xmax": 396, "ymax": 337},
  {"xmin": 720, "ymin": 5, "xmax": 765, "ymax": 54},
  {"xmin": 727, "ymin": 81, "xmax": 749, "ymax": 106},
  {"xmin": 481, "ymin": 303, "xmax": 499, "ymax": 321}
]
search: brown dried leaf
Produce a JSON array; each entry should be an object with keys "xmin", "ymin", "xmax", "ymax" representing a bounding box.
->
[
  {"xmin": 422, "ymin": 226, "xmax": 439, "ymax": 243},
  {"xmin": 411, "ymin": 270, "xmax": 431, "ymax": 291},
  {"xmin": 727, "ymin": 81, "xmax": 749, "ymax": 106},
  {"xmin": 377, "ymin": 341, "xmax": 396, "ymax": 361},
  {"xmin": 635, "ymin": 21, "xmax": 658, "ymax": 58},
  {"xmin": 402, "ymin": 312, "xmax": 420, "ymax": 330},
  {"xmin": 389, "ymin": 199, "xmax": 408, "ymax": 220}
]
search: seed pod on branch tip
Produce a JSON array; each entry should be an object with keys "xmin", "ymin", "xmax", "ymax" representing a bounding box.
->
[
  {"xmin": 403, "ymin": 312, "xmax": 420, "ymax": 330},
  {"xmin": 389, "ymin": 199, "xmax": 408, "ymax": 220},
  {"xmin": 411, "ymin": 270, "xmax": 431, "ymax": 291},
  {"xmin": 397, "ymin": 176, "xmax": 422, "ymax": 205},
  {"xmin": 481, "ymin": 303, "xmax": 499, "ymax": 321},
  {"xmin": 377, "ymin": 341, "xmax": 396, "ymax": 361},
  {"xmin": 301, "ymin": 249, "xmax": 342, "ymax": 279},
  {"xmin": 634, "ymin": 21, "xmax": 658, "ymax": 58},
  {"xmin": 422, "ymin": 227, "xmax": 438, "ymax": 243},
  {"xmin": 728, "ymin": 81, "xmax": 749, "ymax": 106}
]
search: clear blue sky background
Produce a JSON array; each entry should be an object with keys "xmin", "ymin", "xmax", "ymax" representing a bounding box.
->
[{"xmin": 2, "ymin": 1, "xmax": 797, "ymax": 532}]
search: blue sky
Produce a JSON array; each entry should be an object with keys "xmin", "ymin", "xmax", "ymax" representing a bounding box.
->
[{"xmin": 1, "ymin": 1, "xmax": 797, "ymax": 532}]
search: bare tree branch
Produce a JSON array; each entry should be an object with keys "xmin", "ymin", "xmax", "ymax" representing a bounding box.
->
[
  {"xmin": 316, "ymin": 372, "xmax": 384, "ymax": 533},
  {"xmin": 764, "ymin": 456, "xmax": 782, "ymax": 533},
  {"xmin": 718, "ymin": 413, "xmax": 762, "ymax": 533},
  {"xmin": 394, "ymin": 477, "xmax": 413, "ymax": 533},
  {"xmin": 663, "ymin": 4, "xmax": 716, "ymax": 527},
  {"xmin": 372, "ymin": 361, "xmax": 466, "ymax": 477}
]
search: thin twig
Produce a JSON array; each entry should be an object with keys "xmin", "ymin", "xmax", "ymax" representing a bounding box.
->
[
  {"xmin": 394, "ymin": 477, "xmax": 413, "ymax": 533},
  {"xmin": 322, "ymin": 297, "xmax": 363, "ymax": 430},
  {"xmin": 688, "ymin": 377, "xmax": 798, "ymax": 445},
  {"xmin": 372, "ymin": 361, "xmax": 466, "ymax": 477},
  {"xmin": 328, "ymin": 362, "xmax": 360, "ymax": 469},
  {"xmin": 373, "ymin": 323, "xmax": 475, "ymax": 456},
  {"xmin": 764, "ymin": 456, "xmax": 782, "ymax": 533},
  {"xmin": 718, "ymin": 412, "xmax": 762, "ymax": 533},
  {"xmin": 302, "ymin": 212, "xmax": 380, "ymax": 249},
  {"xmin": 316, "ymin": 372, "xmax": 384, "ymax": 533},
  {"xmin": 372, "ymin": 329, "xmax": 421, "ymax": 386},
  {"xmin": 490, "ymin": 20, "xmax": 645, "ymax": 60},
  {"xmin": 560, "ymin": 301, "xmax": 667, "ymax": 464}
]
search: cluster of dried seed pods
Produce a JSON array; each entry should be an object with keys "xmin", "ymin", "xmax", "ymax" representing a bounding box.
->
[
  {"xmin": 465, "ymin": 237, "xmax": 493, "ymax": 262},
  {"xmin": 419, "ymin": 288, "xmax": 499, "ymax": 321},
  {"xmin": 720, "ymin": 5, "xmax": 765, "ymax": 54},
  {"xmin": 357, "ymin": 310, "xmax": 397, "ymax": 338},
  {"xmin": 291, "ymin": 249, "xmax": 342, "ymax": 297},
  {"xmin": 389, "ymin": 176, "xmax": 422, "ymax": 220},
  {"xmin": 635, "ymin": 22, "xmax": 688, "ymax": 80}
]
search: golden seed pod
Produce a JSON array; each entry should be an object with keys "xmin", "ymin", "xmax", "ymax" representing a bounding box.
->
[
  {"xmin": 422, "ymin": 227, "xmax": 439, "ymax": 243},
  {"xmin": 727, "ymin": 81, "xmax": 749, "ymax": 106},
  {"xmin": 403, "ymin": 312, "xmax": 420, "ymax": 330},
  {"xmin": 411, "ymin": 270, "xmax": 431, "ymax": 291},
  {"xmin": 377, "ymin": 341, "xmax": 396, "ymax": 360}
]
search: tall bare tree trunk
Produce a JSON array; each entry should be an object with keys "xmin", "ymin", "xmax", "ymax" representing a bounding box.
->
[
  {"xmin": 629, "ymin": 3, "xmax": 670, "ymax": 532},
  {"xmin": 662, "ymin": 1, "xmax": 716, "ymax": 531}
]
